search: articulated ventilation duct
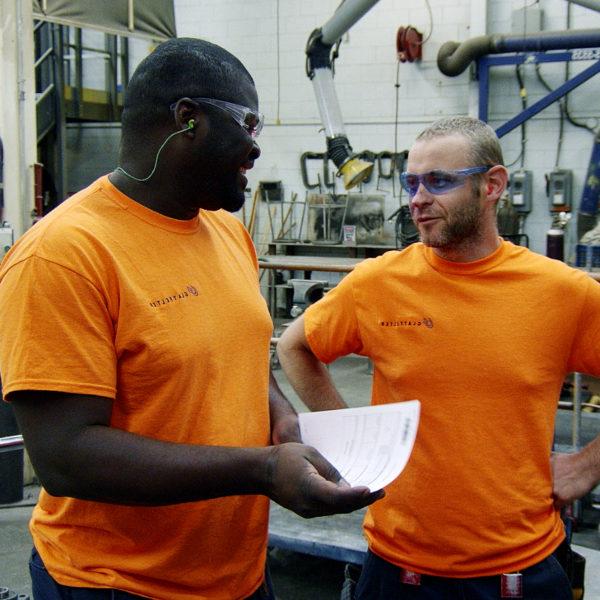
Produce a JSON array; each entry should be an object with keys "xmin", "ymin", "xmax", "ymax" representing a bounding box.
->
[
  {"xmin": 568, "ymin": 0, "xmax": 600, "ymax": 12},
  {"xmin": 437, "ymin": 29, "xmax": 600, "ymax": 77}
]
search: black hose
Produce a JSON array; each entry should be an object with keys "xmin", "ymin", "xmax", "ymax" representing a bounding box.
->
[
  {"xmin": 515, "ymin": 64, "xmax": 527, "ymax": 169},
  {"xmin": 395, "ymin": 206, "xmax": 419, "ymax": 248}
]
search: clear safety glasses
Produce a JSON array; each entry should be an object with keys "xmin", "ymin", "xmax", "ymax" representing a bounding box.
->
[
  {"xmin": 171, "ymin": 97, "xmax": 264, "ymax": 138},
  {"xmin": 400, "ymin": 166, "xmax": 492, "ymax": 197}
]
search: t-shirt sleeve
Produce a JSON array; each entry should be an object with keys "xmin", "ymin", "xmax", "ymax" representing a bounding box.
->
[
  {"xmin": 303, "ymin": 270, "xmax": 364, "ymax": 364},
  {"xmin": 568, "ymin": 275, "xmax": 600, "ymax": 376},
  {"xmin": 0, "ymin": 255, "xmax": 117, "ymax": 399}
]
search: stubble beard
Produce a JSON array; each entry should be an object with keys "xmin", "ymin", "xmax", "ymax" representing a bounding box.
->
[{"xmin": 419, "ymin": 193, "xmax": 483, "ymax": 251}]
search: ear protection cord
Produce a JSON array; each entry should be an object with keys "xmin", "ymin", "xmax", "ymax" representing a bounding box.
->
[{"xmin": 115, "ymin": 119, "xmax": 195, "ymax": 183}]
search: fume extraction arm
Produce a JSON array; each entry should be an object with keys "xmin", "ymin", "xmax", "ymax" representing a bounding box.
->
[
  {"xmin": 305, "ymin": 0, "xmax": 380, "ymax": 190},
  {"xmin": 437, "ymin": 0, "xmax": 600, "ymax": 75},
  {"xmin": 437, "ymin": 28, "xmax": 600, "ymax": 77}
]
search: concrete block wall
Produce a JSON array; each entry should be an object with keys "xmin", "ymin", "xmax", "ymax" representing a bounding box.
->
[{"xmin": 170, "ymin": 0, "xmax": 600, "ymax": 256}]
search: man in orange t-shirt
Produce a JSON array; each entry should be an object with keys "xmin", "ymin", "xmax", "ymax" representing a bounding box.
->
[
  {"xmin": 0, "ymin": 38, "xmax": 383, "ymax": 600},
  {"xmin": 277, "ymin": 117, "xmax": 600, "ymax": 599}
]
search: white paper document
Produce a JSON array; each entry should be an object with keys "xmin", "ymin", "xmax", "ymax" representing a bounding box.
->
[{"xmin": 299, "ymin": 400, "xmax": 420, "ymax": 491}]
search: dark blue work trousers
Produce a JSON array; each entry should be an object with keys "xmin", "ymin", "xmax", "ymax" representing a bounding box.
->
[
  {"xmin": 29, "ymin": 546, "xmax": 275, "ymax": 600},
  {"xmin": 354, "ymin": 549, "xmax": 572, "ymax": 600}
]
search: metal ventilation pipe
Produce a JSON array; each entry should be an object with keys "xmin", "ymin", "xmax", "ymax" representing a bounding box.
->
[
  {"xmin": 438, "ymin": 28, "xmax": 600, "ymax": 77},
  {"xmin": 567, "ymin": 0, "xmax": 600, "ymax": 13}
]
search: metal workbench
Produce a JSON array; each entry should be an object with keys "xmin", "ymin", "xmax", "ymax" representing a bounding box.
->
[{"xmin": 269, "ymin": 502, "xmax": 367, "ymax": 565}]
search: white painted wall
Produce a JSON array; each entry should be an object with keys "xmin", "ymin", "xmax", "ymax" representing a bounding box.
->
[{"xmin": 170, "ymin": 0, "xmax": 600, "ymax": 256}]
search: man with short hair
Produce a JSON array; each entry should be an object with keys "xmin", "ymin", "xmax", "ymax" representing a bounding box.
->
[
  {"xmin": 0, "ymin": 38, "xmax": 382, "ymax": 600},
  {"xmin": 277, "ymin": 116, "xmax": 600, "ymax": 599}
]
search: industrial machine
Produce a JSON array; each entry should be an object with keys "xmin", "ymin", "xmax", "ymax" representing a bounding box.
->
[{"xmin": 287, "ymin": 279, "xmax": 329, "ymax": 318}]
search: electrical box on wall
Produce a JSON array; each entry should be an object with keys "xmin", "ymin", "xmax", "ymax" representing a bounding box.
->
[
  {"xmin": 0, "ymin": 222, "xmax": 13, "ymax": 258},
  {"xmin": 546, "ymin": 169, "xmax": 573, "ymax": 212},
  {"xmin": 509, "ymin": 170, "xmax": 533, "ymax": 214}
]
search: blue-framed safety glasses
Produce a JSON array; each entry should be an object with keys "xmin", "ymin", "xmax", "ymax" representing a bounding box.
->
[{"xmin": 400, "ymin": 166, "xmax": 492, "ymax": 197}]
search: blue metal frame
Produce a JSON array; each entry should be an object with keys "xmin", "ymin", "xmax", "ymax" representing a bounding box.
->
[{"xmin": 477, "ymin": 50, "xmax": 600, "ymax": 138}]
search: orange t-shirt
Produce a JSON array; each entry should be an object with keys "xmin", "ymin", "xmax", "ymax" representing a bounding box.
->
[
  {"xmin": 304, "ymin": 241, "xmax": 600, "ymax": 577},
  {"xmin": 0, "ymin": 176, "xmax": 273, "ymax": 599}
]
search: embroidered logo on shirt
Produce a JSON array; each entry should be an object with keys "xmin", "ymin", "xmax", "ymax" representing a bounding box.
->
[
  {"xmin": 149, "ymin": 285, "xmax": 199, "ymax": 308},
  {"xmin": 379, "ymin": 317, "xmax": 433, "ymax": 329}
]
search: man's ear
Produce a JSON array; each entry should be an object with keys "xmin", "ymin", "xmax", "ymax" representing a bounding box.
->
[
  {"xmin": 172, "ymin": 97, "xmax": 199, "ymax": 137},
  {"xmin": 485, "ymin": 165, "xmax": 509, "ymax": 202}
]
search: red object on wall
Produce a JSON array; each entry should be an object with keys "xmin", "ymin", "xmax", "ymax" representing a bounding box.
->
[{"xmin": 396, "ymin": 26, "xmax": 423, "ymax": 63}]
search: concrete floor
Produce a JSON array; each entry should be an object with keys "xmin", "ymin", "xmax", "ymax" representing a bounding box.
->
[{"xmin": 1, "ymin": 354, "xmax": 600, "ymax": 599}]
